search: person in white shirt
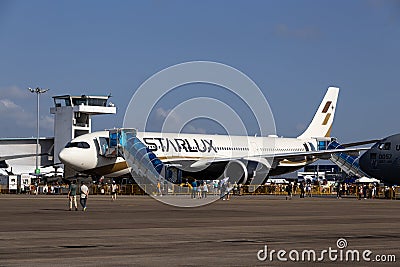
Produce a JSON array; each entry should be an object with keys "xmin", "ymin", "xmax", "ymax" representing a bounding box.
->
[
  {"xmin": 80, "ymin": 181, "xmax": 89, "ymax": 211},
  {"xmin": 202, "ymin": 182, "xmax": 208, "ymax": 198},
  {"xmin": 111, "ymin": 181, "xmax": 118, "ymax": 201}
]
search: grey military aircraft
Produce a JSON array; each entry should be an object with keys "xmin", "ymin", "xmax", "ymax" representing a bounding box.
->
[{"xmin": 359, "ymin": 133, "xmax": 400, "ymax": 185}]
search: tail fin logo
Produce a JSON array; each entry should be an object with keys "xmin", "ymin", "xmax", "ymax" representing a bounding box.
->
[
  {"xmin": 322, "ymin": 101, "xmax": 332, "ymax": 113},
  {"xmin": 322, "ymin": 113, "xmax": 331, "ymax": 125},
  {"xmin": 322, "ymin": 101, "xmax": 335, "ymax": 125}
]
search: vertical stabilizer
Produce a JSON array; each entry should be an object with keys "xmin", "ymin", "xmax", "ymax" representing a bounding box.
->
[{"xmin": 297, "ymin": 87, "xmax": 339, "ymax": 139}]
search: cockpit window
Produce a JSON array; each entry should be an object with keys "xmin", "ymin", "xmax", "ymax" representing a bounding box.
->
[
  {"xmin": 378, "ymin": 142, "xmax": 391, "ymax": 150},
  {"xmin": 65, "ymin": 142, "xmax": 90, "ymax": 149}
]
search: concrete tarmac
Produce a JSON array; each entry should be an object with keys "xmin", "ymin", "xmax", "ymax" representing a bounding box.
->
[{"xmin": 0, "ymin": 194, "xmax": 399, "ymax": 266}]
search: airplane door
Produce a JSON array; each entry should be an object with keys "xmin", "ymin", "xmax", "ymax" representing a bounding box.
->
[{"xmin": 96, "ymin": 137, "xmax": 109, "ymax": 156}]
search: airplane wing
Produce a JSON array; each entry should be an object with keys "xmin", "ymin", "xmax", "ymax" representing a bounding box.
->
[
  {"xmin": 0, "ymin": 153, "xmax": 49, "ymax": 162},
  {"xmin": 270, "ymin": 147, "xmax": 370, "ymax": 161},
  {"xmin": 185, "ymin": 147, "xmax": 370, "ymax": 168},
  {"xmin": 337, "ymin": 139, "xmax": 380, "ymax": 148},
  {"xmin": 0, "ymin": 145, "xmax": 52, "ymax": 162}
]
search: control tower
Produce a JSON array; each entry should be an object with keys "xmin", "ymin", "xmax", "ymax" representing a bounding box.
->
[{"xmin": 50, "ymin": 95, "xmax": 116, "ymax": 164}]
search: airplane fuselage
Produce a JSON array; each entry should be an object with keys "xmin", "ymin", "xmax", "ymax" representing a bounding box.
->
[{"xmin": 59, "ymin": 130, "xmax": 320, "ymax": 180}]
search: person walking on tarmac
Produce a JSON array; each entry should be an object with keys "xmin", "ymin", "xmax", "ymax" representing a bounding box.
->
[
  {"xmin": 285, "ymin": 182, "xmax": 293, "ymax": 200},
  {"xmin": 191, "ymin": 179, "xmax": 197, "ymax": 199},
  {"xmin": 68, "ymin": 180, "xmax": 78, "ymax": 211},
  {"xmin": 299, "ymin": 181, "xmax": 305, "ymax": 198},
  {"xmin": 80, "ymin": 181, "xmax": 89, "ymax": 211},
  {"xmin": 111, "ymin": 181, "xmax": 118, "ymax": 200}
]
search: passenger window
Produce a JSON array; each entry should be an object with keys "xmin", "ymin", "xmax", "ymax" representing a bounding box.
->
[
  {"xmin": 78, "ymin": 142, "xmax": 90, "ymax": 149},
  {"xmin": 65, "ymin": 142, "xmax": 90, "ymax": 149}
]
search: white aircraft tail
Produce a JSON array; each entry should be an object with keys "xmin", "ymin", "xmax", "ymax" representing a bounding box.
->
[{"xmin": 297, "ymin": 87, "xmax": 339, "ymax": 139}]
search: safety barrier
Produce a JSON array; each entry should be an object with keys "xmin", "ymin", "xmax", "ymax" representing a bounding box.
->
[
  {"xmin": 86, "ymin": 184, "xmax": 399, "ymax": 199},
  {"xmin": 2, "ymin": 184, "xmax": 399, "ymax": 199},
  {"xmin": 238, "ymin": 185, "xmax": 332, "ymax": 196}
]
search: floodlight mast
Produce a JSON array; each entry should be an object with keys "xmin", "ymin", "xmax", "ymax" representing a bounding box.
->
[{"xmin": 28, "ymin": 87, "xmax": 49, "ymax": 176}]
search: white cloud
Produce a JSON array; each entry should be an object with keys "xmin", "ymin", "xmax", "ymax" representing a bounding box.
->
[
  {"xmin": 155, "ymin": 107, "xmax": 179, "ymax": 123},
  {"xmin": 0, "ymin": 98, "xmax": 34, "ymax": 128},
  {"xmin": 40, "ymin": 115, "xmax": 54, "ymax": 133},
  {"xmin": 0, "ymin": 85, "xmax": 31, "ymax": 99},
  {"xmin": 183, "ymin": 124, "xmax": 207, "ymax": 134},
  {"xmin": 275, "ymin": 24, "xmax": 321, "ymax": 40},
  {"xmin": 0, "ymin": 98, "xmax": 19, "ymax": 109},
  {"xmin": 0, "ymin": 97, "xmax": 53, "ymax": 137},
  {"xmin": 155, "ymin": 107, "xmax": 169, "ymax": 119},
  {"xmin": 154, "ymin": 107, "xmax": 207, "ymax": 134},
  {"xmin": 155, "ymin": 107, "xmax": 183, "ymax": 131},
  {"xmin": 0, "ymin": 86, "xmax": 47, "ymax": 136}
]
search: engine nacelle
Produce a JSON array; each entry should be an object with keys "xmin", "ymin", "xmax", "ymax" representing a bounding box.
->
[{"xmin": 223, "ymin": 160, "xmax": 249, "ymax": 184}]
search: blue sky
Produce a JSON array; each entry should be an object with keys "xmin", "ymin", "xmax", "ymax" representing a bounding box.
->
[{"xmin": 0, "ymin": 0, "xmax": 399, "ymax": 143}]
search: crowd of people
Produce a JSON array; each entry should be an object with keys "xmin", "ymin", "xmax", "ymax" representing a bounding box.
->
[
  {"xmin": 189, "ymin": 179, "xmax": 212, "ymax": 199},
  {"xmin": 19, "ymin": 182, "xmax": 66, "ymax": 195},
  {"xmin": 11, "ymin": 179, "xmax": 398, "ymax": 202},
  {"xmin": 186, "ymin": 179, "xmax": 242, "ymax": 200},
  {"xmin": 282, "ymin": 180, "xmax": 397, "ymax": 200}
]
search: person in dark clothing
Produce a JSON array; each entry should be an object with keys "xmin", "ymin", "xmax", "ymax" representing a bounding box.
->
[
  {"xmin": 68, "ymin": 180, "xmax": 78, "ymax": 211},
  {"xmin": 363, "ymin": 184, "xmax": 368, "ymax": 199},
  {"xmin": 336, "ymin": 182, "xmax": 342, "ymax": 199},
  {"xmin": 286, "ymin": 183, "xmax": 292, "ymax": 200},
  {"xmin": 299, "ymin": 181, "xmax": 305, "ymax": 198},
  {"xmin": 220, "ymin": 181, "xmax": 226, "ymax": 200},
  {"xmin": 191, "ymin": 179, "xmax": 197, "ymax": 199}
]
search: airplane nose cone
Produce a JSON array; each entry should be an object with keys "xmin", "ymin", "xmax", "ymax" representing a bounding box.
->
[
  {"xmin": 59, "ymin": 148, "xmax": 80, "ymax": 169},
  {"xmin": 359, "ymin": 150, "xmax": 379, "ymax": 179},
  {"xmin": 58, "ymin": 149, "xmax": 70, "ymax": 165},
  {"xmin": 58, "ymin": 147, "xmax": 94, "ymax": 171},
  {"xmin": 359, "ymin": 151, "xmax": 375, "ymax": 177},
  {"xmin": 358, "ymin": 152, "xmax": 368, "ymax": 170}
]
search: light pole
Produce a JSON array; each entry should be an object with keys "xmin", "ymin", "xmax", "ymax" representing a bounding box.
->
[{"xmin": 28, "ymin": 87, "xmax": 49, "ymax": 175}]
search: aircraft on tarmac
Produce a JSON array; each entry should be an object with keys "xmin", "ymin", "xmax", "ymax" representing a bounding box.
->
[
  {"xmin": 58, "ymin": 87, "xmax": 367, "ymax": 184},
  {"xmin": 359, "ymin": 134, "xmax": 400, "ymax": 185},
  {"xmin": 0, "ymin": 152, "xmax": 56, "ymax": 177}
]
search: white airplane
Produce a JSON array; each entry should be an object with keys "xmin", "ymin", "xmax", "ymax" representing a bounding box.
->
[{"xmin": 58, "ymin": 87, "xmax": 365, "ymax": 184}]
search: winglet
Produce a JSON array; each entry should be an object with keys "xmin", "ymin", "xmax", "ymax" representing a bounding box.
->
[{"xmin": 297, "ymin": 87, "xmax": 339, "ymax": 139}]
